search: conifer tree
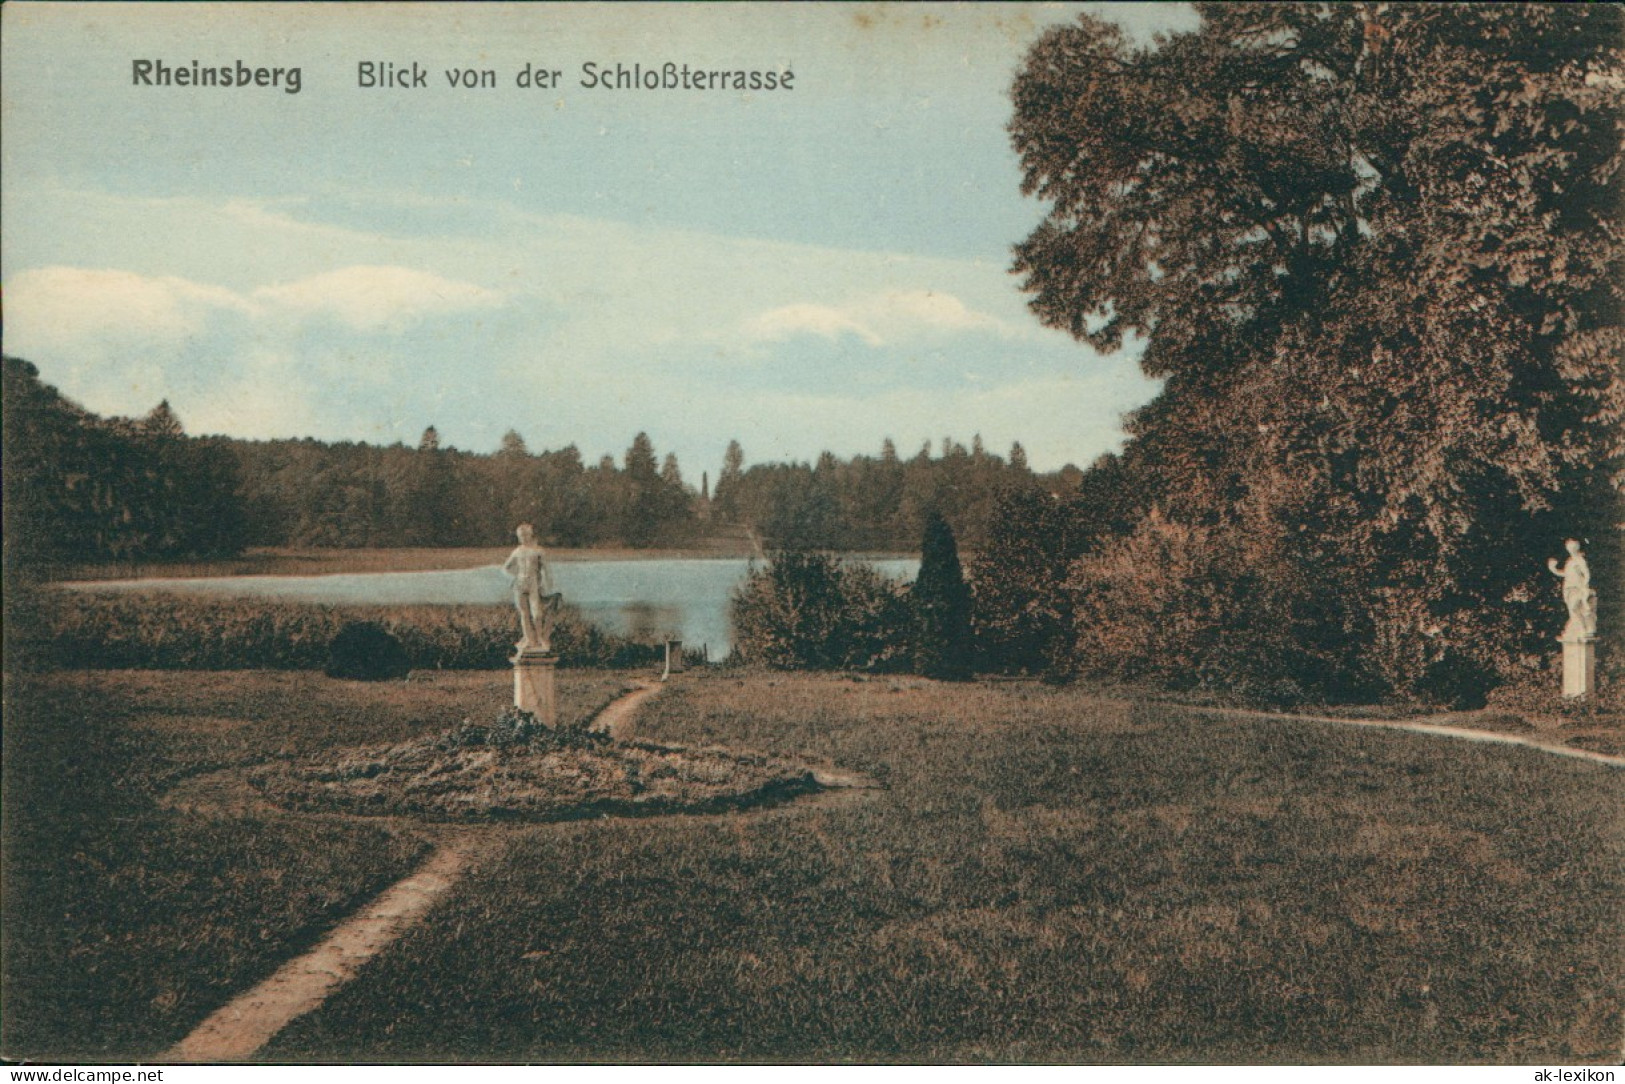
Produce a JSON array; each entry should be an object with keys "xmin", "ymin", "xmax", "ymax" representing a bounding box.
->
[
  {"xmin": 714, "ymin": 439, "xmax": 746, "ymax": 523},
  {"xmin": 498, "ymin": 429, "xmax": 529, "ymax": 457},
  {"xmin": 914, "ymin": 510, "xmax": 974, "ymax": 680}
]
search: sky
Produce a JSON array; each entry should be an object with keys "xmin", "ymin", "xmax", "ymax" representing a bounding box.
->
[{"xmin": 1, "ymin": 2, "xmax": 1197, "ymax": 476}]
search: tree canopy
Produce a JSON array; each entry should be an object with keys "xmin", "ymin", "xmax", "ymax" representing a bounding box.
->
[{"xmin": 1007, "ymin": 4, "xmax": 1623, "ymax": 699}]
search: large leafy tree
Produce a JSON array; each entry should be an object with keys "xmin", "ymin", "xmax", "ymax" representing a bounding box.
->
[{"xmin": 1009, "ymin": 4, "xmax": 1623, "ymax": 697}]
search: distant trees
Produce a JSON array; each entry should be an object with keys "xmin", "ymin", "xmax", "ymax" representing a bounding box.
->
[
  {"xmin": 714, "ymin": 439, "xmax": 746, "ymax": 524},
  {"xmin": 2, "ymin": 357, "xmax": 248, "ymax": 571},
  {"xmin": 712, "ymin": 435, "xmax": 1049, "ymax": 551},
  {"xmin": 498, "ymin": 429, "xmax": 529, "ymax": 458},
  {"xmin": 231, "ymin": 429, "xmax": 700, "ymax": 550},
  {"xmin": 399, "ymin": 426, "xmax": 462, "ymax": 546},
  {"xmin": 4, "ymin": 355, "xmax": 1060, "ymax": 567},
  {"xmin": 621, "ymin": 431, "xmax": 662, "ymax": 548},
  {"xmin": 996, "ymin": 3, "xmax": 1624, "ymax": 702},
  {"xmin": 615, "ymin": 432, "xmax": 693, "ymax": 547},
  {"xmin": 223, "ymin": 430, "xmax": 1061, "ymax": 555}
]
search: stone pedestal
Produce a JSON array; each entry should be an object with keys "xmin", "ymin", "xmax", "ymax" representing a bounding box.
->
[
  {"xmin": 513, "ymin": 650, "xmax": 558, "ymax": 725},
  {"xmin": 1561, "ymin": 638, "xmax": 1595, "ymax": 699}
]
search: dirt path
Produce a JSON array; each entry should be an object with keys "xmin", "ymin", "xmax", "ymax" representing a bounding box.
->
[
  {"xmin": 1196, "ymin": 705, "xmax": 1625, "ymax": 768},
  {"xmin": 589, "ymin": 680, "xmax": 881, "ymax": 792},
  {"xmin": 589, "ymin": 679, "xmax": 662, "ymax": 739},
  {"xmin": 166, "ymin": 839, "xmax": 479, "ymax": 1062}
]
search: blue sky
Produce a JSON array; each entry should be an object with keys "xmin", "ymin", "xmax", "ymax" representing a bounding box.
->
[{"xmin": 1, "ymin": 2, "xmax": 1195, "ymax": 475}]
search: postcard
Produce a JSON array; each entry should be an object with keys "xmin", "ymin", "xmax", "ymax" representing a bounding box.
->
[{"xmin": 2, "ymin": 1, "xmax": 1619, "ymax": 1073}]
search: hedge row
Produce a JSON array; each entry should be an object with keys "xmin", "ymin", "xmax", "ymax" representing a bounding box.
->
[{"xmin": 8, "ymin": 589, "xmax": 662, "ymax": 672}]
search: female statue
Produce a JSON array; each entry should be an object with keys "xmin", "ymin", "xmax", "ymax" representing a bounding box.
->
[{"xmin": 1547, "ymin": 538, "xmax": 1597, "ymax": 641}]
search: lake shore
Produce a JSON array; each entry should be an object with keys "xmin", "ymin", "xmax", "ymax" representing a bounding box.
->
[{"xmin": 47, "ymin": 543, "xmax": 920, "ymax": 583}]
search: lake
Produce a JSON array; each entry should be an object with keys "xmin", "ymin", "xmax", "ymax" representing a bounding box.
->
[{"xmin": 68, "ymin": 557, "xmax": 921, "ymax": 658}]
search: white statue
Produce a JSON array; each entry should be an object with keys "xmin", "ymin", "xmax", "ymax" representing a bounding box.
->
[
  {"xmin": 1547, "ymin": 538, "xmax": 1597, "ymax": 642},
  {"xmin": 503, "ymin": 523, "xmax": 562, "ymax": 652}
]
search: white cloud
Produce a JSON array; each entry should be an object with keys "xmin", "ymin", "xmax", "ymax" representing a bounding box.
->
[
  {"xmin": 2, "ymin": 261, "xmax": 512, "ymax": 432},
  {"xmin": 879, "ymin": 289, "xmax": 1011, "ymax": 334},
  {"xmin": 6, "ymin": 188, "xmax": 1043, "ymax": 372},
  {"xmin": 6, "ymin": 263, "xmax": 506, "ymax": 355},
  {"xmin": 6, "ymin": 266, "xmax": 252, "ymax": 348},
  {"xmin": 253, "ymin": 266, "xmax": 506, "ymax": 332},
  {"xmin": 745, "ymin": 302, "xmax": 885, "ymax": 346},
  {"xmin": 180, "ymin": 350, "xmax": 318, "ymax": 439},
  {"xmin": 743, "ymin": 289, "xmax": 1017, "ymax": 348}
]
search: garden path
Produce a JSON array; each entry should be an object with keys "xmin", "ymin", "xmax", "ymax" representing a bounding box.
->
[
  {"xmin": 165, "ymin": 838, "xmax": 480, "ymax": 1062},
  {"xmin": 589, "ymin": 679, "xmax": 662, "ymax": 739},
  {"xmin": 1195, "ymin": 706, "xmax": 1624, "ymax": 768}
]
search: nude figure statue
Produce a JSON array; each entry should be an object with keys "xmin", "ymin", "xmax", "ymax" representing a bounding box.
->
[{"xmin": 503, "ymin": 523, "xmax": 563, "ymax": 652}]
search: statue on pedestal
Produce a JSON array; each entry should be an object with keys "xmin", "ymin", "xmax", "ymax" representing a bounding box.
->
[
  {"xmin": 1547, "ymin": 538, "xmax": 1597, "ymax": 642},
  {"xmin": 503, "ymin": 523, "xmax": 562, "ymax": 653}
]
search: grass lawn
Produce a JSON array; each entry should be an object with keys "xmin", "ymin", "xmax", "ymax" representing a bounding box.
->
[
  {"xmin": 255, "ymin": 672, "xmax": 1619, "ymax": 1064},
  {"xmin": 3, "ymin": 667, "xmax": 1618, "ymax": 1063},
  {"xmin": 0, "ymin": 668, "xmax": 640, "ymax": 1061}
]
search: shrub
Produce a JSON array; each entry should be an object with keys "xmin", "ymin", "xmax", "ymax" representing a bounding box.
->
[
  {"xmin": 1065, "ymin": 511, "xmax": 1369, "ymax": 704},
  {"xmin": 15, "ymin": 590, "xmax": 662, "ymax": 672},
  {"xmin": 729, "ymin": 551, "xmax": 912, "ymax": 671},
  {"xmin": 969, "ymin": 472, "xmax": 1140, "ymax": 676},
  {"xmin": 968, "ymin": 488, "xmax": 1077, "ymax": 676},
  {"xmin": 325, "ymin": 621, "xmax": 412, "ymax": 681}
]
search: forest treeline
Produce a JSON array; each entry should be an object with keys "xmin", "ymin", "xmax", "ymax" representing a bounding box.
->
[
  {"xmin": 2, "ymin": 355, "xmax": 1054, "ymax": 569},
  {"xmin": 236, "ymin": 427, "xmax": 1047, "ymax": 551}
]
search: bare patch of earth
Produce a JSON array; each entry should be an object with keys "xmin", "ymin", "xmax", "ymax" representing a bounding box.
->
[{"xmin": 244, "ymin": 712, "xmax": 824, "ymax": 822}]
